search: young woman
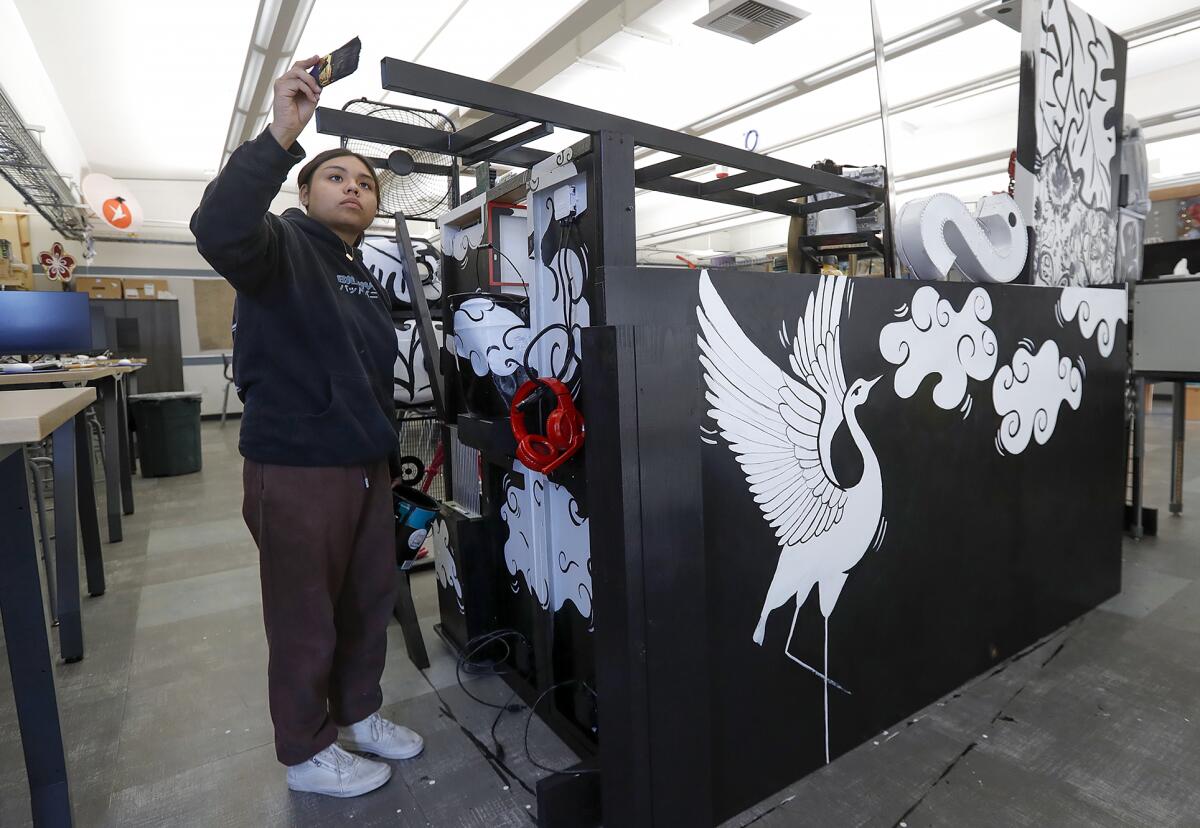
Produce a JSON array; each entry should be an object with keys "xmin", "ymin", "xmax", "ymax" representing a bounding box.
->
[{"xmin": 191, "ymin": 56, "xmax": 421, "ymax": 799}]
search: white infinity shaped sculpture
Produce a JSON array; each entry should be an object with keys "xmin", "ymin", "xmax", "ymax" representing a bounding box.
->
[{"xmin": 896, "ymin": 193, "xmax": 1028, "ymax": 283}]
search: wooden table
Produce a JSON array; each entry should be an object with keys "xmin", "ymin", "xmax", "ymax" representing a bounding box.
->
[
  {"xmin": 0, "ymin": 377, "xmax": 107, "ymax": 662},
  {"xmin": 0, "ymin": 365, "xmax": 141, "ymax": 543},
  {"xmin": 0, "ymin": 387, "xmax": 95, "ymax": 826}
]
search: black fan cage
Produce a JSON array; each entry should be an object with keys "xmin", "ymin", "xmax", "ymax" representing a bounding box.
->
[{"xmin": 341, "ymin": 99, "xmax": 456, "ymax": 221}]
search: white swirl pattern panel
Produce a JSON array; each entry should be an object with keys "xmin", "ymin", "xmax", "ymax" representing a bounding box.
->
[
  {"xmin": 500, "ymin": 460, "xmax": 593, "ymax": 625},
  {"xmin": 429, "ymin": 518, "xmax": 463, "ymax": 613},
  {"xmin": 879, "ymin": 286, "xmax": 998, "ymax": 412},
  {"xmin": 1056, "ymin": 286, "xmax": 1126, "ymax": 358},
  {"xmin": 992, "ymin": 340, "xmax": 1083, "ymax": 455},
  {"xmin": 448, "ymin": 297, "xmax": 530, "ymax": 378}
]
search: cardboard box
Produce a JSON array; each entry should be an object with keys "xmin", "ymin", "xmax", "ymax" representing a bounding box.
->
[
  {"xmin": 123, "ymin": 277, "xmax": 169, "ymax": 300},
  {"xmin": 75, "ymin": 276, "xmax": 123, "ymax": 299}
]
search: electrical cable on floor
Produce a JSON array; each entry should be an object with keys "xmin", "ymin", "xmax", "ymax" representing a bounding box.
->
[
  {"xmin": 455, "ymin": 629, "xmax": 529, "ymax": 760},
  {"xmin": 523, "ymin": 679, "xmax": 601, "ymax": 775}
]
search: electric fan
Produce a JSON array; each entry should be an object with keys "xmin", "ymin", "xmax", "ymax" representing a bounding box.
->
[{"xmin": 340, "ymin": 99, "xmax": 457, "ymax": 222}]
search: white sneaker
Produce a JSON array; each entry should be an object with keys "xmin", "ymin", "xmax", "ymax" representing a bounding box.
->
[
  {"xmin": 339, "ymin": 712, "xmax": 425, "ymax": 760},
  {"xmin": 286, "ymin": 743, "xmax": 392, "ymax": 798}
]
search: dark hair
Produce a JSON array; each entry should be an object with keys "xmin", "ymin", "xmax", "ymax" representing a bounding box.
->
[{"xmin": 297, "ymin": 148, "xmax": 381, "ymax": 201}]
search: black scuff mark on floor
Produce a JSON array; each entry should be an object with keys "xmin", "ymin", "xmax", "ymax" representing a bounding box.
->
[
  {"xmin": 738, "ymin": 795, "xmax": 797, "ymax": 826},
  {"xmin": 1041, "ymin": 641, "xmax": 1068, "ymax": 668},
  {"xmin": 891, "ymin": 742, "xmax": 978, "ymax": 828},
  {"xmin": 418, "ymin": 671, "xmax": 538, "ymax": 800}
]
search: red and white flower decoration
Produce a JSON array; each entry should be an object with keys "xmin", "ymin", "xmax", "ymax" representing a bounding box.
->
[{"xmin": 39, "ymin": 242, "xmax": 76, "ymax": 282}]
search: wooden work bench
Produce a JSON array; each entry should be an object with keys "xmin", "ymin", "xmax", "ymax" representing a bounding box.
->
[{"xmin": 0, "ymin": 387, "xmax": 98, "ymax": 826}]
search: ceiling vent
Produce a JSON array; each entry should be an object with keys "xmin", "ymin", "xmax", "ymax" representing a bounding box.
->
[{"xmin": 693, "ymin": 0, "xmax": 810, "ymax": 45}]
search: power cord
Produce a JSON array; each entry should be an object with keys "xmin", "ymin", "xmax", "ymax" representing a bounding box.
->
[
  {"xmin": 454, "ymin": 630, "xmax": 600, "ymax": 776},
  {"xmin": 456, "ymin": 630, "xmax": 528, "ymax": 761},
  {"xmin": 524, "ymin": 679, "xmax": 601, "ymax": 775}
]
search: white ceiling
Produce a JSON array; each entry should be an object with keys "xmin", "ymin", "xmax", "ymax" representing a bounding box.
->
[
  {"xmin": 13, "ymin": 0, "xmax": 259, "ymax": 180},
  {"xmin": 8, "ymin": 0, "xmax": 1200, "ymax": 257}
]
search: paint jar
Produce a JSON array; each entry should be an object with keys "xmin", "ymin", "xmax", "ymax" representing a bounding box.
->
[
  {"xmin": 447, "ymin": 292, "xmax": 533, "ymax": 418},
  {"xmin": 393, "ymin": 484, "xmax": 441, "ymax": 563}
]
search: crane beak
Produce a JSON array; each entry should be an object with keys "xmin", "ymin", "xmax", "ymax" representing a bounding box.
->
[{"xmin": 865, "ymin": 375, "xmax": 882, "ymax": 393}]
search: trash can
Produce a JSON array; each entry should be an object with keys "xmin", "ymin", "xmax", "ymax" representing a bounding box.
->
[{"xmin": 128, "ymin": 391, "xmax": 203, "ymax": 477}]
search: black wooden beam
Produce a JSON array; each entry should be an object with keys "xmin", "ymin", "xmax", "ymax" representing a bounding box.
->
[
  {"xmin": 459, "ymin": 123, "xmax": 553, "ymax": 166},
  {"xmin": 640, "ymin": 175, "xmax": 802, "ymax": 217},
  {"xmin": 380, "ymin": 58, "xmax": 884, "ymax": 201},
  {"xmin": 448, "ymin": 113, "xmax": 526, "ymax": 154},
  {"xmin": 633, "ymin": 155, "xmax": 707, "ymax": 186},
  {"xmin": 698, "ymin": 170, "xmax": 773, "ymax": 194},
  {"xmin": 315, "ymin": 107, "xmax": 551, "ymax": 168}
]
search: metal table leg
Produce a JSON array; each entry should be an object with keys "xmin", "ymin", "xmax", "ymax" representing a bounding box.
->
[
  {"xmin": 74, "ymin": 412, "xmax": 105, "ymax": 598},
  {"xmin": 116, "ymin": 377, "xmax": 134, "ymax": 516},
  {"xmin": 100, "ymin": 377, "xmax": 123, "ymax": 543},
  {"xmin": 27, "ymin": 453, "xmax": 58, "ymax": 621},
  {"xmin": 1171, "ymin": 381, "xmax": 1186, "ymax": 516},
  {"xmin": 0, "ymin": 447, "xmax": 75, "ymax": 827},
  {"xmin": 52, "ymin": 419, "xmax": 84, "ymax": 663},
  {"xmin": 1132, "ymin": 377, "xmax": 1146, "ymax": 539}
]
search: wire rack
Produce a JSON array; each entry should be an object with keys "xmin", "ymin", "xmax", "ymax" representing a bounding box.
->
[
  {"xmin": 398, "ymin": 407, "xmax": 444, "ymax": 501},
  {"xmin": 0, "ymin": 85, "xmax": 87, "ymax": 240}
]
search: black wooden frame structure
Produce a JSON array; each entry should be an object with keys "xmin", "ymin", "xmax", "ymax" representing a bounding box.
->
[{"xmin": 315, "ymin": 58, "xmax": 890, "ymax": 828}]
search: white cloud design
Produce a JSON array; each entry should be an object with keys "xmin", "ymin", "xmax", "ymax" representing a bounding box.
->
[
  {"xmin": 429, "ymin": 518, "xmax": 463, "ymax": 613},
  {"xmin": 1056, "ymin": 286, "xmax": 1126, "ymax": 358},
  {"xmin": 500, "ymin": 460, "xmax": 593, "ymax": 624},
  {"xmin": 992, "ymin": 339, "xmax": 1083, "ymax": 455},
  {"xmin": 879, "ymin": 286, "xmax": 998, "ymax": 411},
  {"xmin": 448, "ymin": 296, "xmax": 530, "ymax": 378}
]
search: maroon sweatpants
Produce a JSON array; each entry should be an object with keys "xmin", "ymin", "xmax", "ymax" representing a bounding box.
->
[{"xmin": 242, "ymin": 459, "xmax": 396, "ymax": 766}]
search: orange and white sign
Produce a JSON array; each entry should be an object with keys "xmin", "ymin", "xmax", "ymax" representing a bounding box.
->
[{"xmin": 82, "ymin": 173, "xmax": 143, "ymax": 233}]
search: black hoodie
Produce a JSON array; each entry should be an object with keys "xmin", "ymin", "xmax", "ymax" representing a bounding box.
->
[{"xmin": 190, "ymin": 129, "xmax": 398, "ymax": 468}]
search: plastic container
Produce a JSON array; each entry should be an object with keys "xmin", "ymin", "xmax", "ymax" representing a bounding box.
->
[
  {"xmin": 128, "ymin": 391, "xmax": 203, "ymax": 477},
  {"xmin": 393, "ymin": 485, "xmax": 440, "ymax": 563}
]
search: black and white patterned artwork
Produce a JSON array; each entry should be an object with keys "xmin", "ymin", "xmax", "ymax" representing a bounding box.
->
[
  {"xmin": 361, "ymin": 235, "xmax": 442, "ymax": 307},
  {"xmin": 1015, "ymin": 0, "xmax": 1127, "ymax": 286},
  {"xmin": 394, "ymin": 319, "xmax": 443, "ymax": 406},
  {"xmin": 694, "ymin": 270, "xmax": 1126, "ymax": 789}
]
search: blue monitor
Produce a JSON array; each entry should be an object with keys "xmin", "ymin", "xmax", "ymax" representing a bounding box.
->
[{"xmin": 0, "ymin": 291, "xmax": 93, "ymax": 355}]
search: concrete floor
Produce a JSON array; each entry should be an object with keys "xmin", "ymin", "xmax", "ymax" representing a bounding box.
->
[
  {"xmin": 1, "ymin": 412, "xmax": 1198, "ymax": 827},
  {"xmin": 0, "ymin": 420, "xmax": 577, "ymax": 827}
]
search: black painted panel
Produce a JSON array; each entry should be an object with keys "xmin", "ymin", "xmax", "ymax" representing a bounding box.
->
[{"xmin": 601, "ymin": 269, "xmax": 1126, "ymax": 822}]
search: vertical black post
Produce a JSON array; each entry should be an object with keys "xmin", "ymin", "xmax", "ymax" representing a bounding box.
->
[
  {"xmin": 1131, "ymin": 376, "xmax": 1146, "ymax": 538},
  {"xmin": 101, "ymin": 376, "xmax": 122, "ymax": 542},
  {"xmin": 1171, "ymin": 381, "xmax": 1186, "ymax": 515},
  {"xmin": 52, "ymin": 418, "xmax": 83, "ymax": 663},
  {"xmin": 394, "ymin": 211, "xmax": 447, "ymax": 421},
  {"xmin": 582, "ymin": 326, "xmax": 652, "ymax": 828},
  {"xmin": 0, "ymin": 447, "xmax": 74, "ymax": 826},
  {"xmin": 116, "ymin": 377, "xmax": 134, "ymax": 516},
  {"xmin": 593, "ymin": 131, "xmax": 636, "ymax": 324},
  {"xmin": 74, "ymin": 412, "xmax": 105, "ymax": 597}
]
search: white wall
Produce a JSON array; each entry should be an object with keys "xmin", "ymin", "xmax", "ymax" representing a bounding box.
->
[{"xmin": 0, "ymin": 0, "xmax": 87, "ymax": 180}]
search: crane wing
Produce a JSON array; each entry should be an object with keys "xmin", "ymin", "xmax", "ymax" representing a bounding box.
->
[{"xmin": 698, "ymin": 272, "xmax": 848, "ymax": 547}]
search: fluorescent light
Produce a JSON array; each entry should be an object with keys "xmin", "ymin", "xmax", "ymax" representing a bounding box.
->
[
  {"xmin": 575, "ymin": 56, "xmax": 624, "ymax": 72},
  {"xmin": 886, "ymin": 19, "xmax": 961, "ymax": 55},
  {"xmin": 238, "ymin": 49, "xmax": 267, "ymax": 112},
  {"xmin": 272, "ymin": 53, "xmax": 293, "ymax": 83},
  {"xmin": 619, "ymin": 24, "xmax": 673, "ymax": 46},
  {"xmin": 690, "ymin": 88, "xmax": 796, "ymax": 132},
  {"xmin": 254, "ymin": 0, "xmax": 283, "ymax": 49},
  {"xmin": 801, "ymin": 54, "xmax": 874, "ymax": 86},
  {"xmin": 282, "ymin": 3, "xmax": 312, "ymax": 54}
]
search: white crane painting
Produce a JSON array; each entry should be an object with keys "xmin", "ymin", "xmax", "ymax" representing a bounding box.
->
[{"xmin": 697, "ymin": 271, "xmax": 884, "ymax": 764}]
